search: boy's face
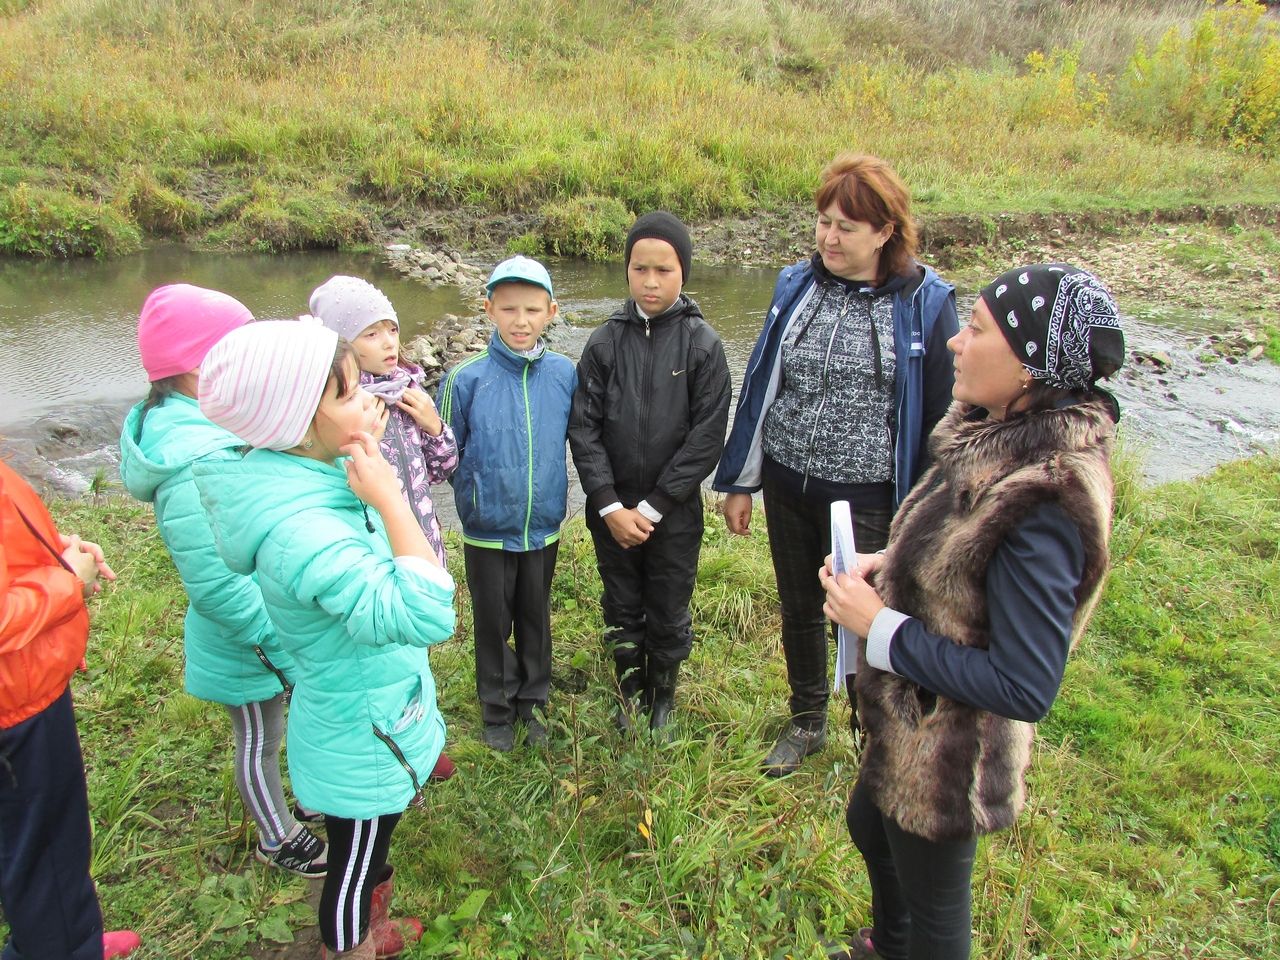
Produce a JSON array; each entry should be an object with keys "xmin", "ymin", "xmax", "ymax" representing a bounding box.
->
[
  {"xmin": 351, "ymin": 318, "xmax": 400, "ymax": 375},
  {"xmin": 486, "ymin": 282, "xmax": 557, "ymax": 352},
  {"xmin": 627, "ymin": 238, "xmax": 683, "ymax": 316}
]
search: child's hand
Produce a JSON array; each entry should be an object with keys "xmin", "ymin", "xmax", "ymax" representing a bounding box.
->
[
  {"xmin": 397, "ymin": 388, "xmax": 443, "ymax": 436},
  {"xmin": 604, "ymin": 508, "xmax": 654, "ymax": 549},
  {"xmin": 59, "ymin": 534, "xmax": 116, "ymax": 597},
  {"xmin": 819, "ymin": 560, "xmax": 885, "ymax": 637},
  {"xmin": 371, "ymin": 398, "xmax": 390, "ymax": 441},
  {"xmin": 341, "ymin": 431, "xmax": 401, "ymax": 509}
]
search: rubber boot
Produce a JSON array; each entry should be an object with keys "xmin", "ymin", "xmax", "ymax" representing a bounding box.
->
[
  {"xmin": 369, "ymin": 865, "xmax": 423, "ymax": 959},
  {"xmin": 103, "ymin": 930, "xmax": 142, "ymax": 959},
  {"xmin": 647, "ymin": 659, "xmax": 680, "ymax": 732},
  {"xmin": 321, "ymin": 935, "xmax": 377, "ymax": 959},
  {"xmin": 612, "ymin": 642, "xmax": 647, "ymax": 733}
]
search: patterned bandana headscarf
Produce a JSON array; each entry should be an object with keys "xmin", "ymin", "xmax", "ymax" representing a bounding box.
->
[{"xmin": 979, "ymin": 264, "xmax": 1124, "ymax": 391}]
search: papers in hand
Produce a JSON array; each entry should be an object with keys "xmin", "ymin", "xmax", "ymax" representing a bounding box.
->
[{"xmin": 830, "ymin": 500, "xmax": 859, "ymax": 693}]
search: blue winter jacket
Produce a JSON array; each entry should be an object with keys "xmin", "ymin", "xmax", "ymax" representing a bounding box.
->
[
  {"xmin": 713, "ymin": 260, "xmax": 959, "ymax": 507},
  {"xmin": 436, "ymin": 331, "xmax": 577, "ymax": 552},
  {"xmin": 119, "ymin": 395, "xmax": 294, "ymax": 705},
  {"xmin": 193, "ymin": 450, "xmax": 455, "ymax": 819}
]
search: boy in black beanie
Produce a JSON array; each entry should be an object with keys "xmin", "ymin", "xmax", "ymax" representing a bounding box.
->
[{"xmin": 569, "ymin": 212, "xmax": 732, "ymax": 733}]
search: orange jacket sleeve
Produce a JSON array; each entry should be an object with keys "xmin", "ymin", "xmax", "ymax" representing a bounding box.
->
[{"xmin": 0, "ymin": 464, "xmax": 87, "ymax": 656}]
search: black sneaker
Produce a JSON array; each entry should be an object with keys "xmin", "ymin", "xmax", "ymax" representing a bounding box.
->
[
  {"xmin": 482, "ymin": 722, "xmax": 515, "ymax": 752},
  {"xmin": 292, "ymin": 803, "xmax": 324, "ymax": 824},
  {"xmin": 256, "ymin": 824, "xmax": 328, "ymax": 878},
  {"xmin": 523, "ymin": 716, "xmax": 548, "ymax": 747},
  {"xmin": 762, "ymin": 723, "xmax": 827, "ymax": 778}
]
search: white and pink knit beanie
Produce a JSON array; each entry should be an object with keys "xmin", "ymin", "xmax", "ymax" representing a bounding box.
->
[{"xmin": 199, "ymin": 318, "xmax": 340, "ymax": 450}]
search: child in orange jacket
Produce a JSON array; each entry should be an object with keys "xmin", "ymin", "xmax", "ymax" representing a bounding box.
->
[{"xmin": 0, "ymin": 459, "xmax": 141, "ymax": 960}]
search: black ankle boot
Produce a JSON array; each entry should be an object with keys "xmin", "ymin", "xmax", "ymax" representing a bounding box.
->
[
  {"xmin": 646, "ymin": 660, "xmax": 680, "ymax": 731},
  {"xmin": 613, "ymin": 645, "xmax": 647, "ymax": 732}
]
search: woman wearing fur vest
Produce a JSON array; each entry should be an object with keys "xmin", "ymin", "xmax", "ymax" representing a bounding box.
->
[{"xmin": 820, "ymin": 264, "xmax": 1125, "ymax": 960}]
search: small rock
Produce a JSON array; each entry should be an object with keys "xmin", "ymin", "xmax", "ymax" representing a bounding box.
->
[
  {"xmin": 386, "ymin": 243, "xmax": 411, "ymax": 253},
  {"xmin": 1247, "ymin": 345, "xmax": 1266, "ymax": 361}
]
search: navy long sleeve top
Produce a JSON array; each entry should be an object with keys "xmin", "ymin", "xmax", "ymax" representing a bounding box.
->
[{"xmin": 864, "ymin": 502, "xmax": 1085, "ymax": 723}]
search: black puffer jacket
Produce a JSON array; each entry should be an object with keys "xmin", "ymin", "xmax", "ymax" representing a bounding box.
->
[{"xmin": 569, "ymin": 295, "xmax": 732, "ymax": 516}]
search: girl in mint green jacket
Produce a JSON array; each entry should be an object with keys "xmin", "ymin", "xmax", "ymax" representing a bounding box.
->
[
  {"xmin": 119, "ymin": 284, "xmax": 326, "ymax": 879},
  {"xmin": 194, "ymin": 319, "xmax": 455, "ymax": 960}
]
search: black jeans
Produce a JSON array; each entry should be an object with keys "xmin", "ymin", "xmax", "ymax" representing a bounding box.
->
[
  {"xmin": 761, "ymin": 470, "xmax": 892, "ymax": 730},
  {"xmin": 846, "ymin": 776, "xmax": 977, "ymax": 960},
  {"xmin": 464, "ymin": 542, "xmax": 559, "ymax": 725},
  {"xmin": 585, "ymin": 496, "xmax": 703, "ymax": 667}
]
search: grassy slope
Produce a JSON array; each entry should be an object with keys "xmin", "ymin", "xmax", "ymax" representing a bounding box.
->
[
  {"xmin": 5, "ymin": 454, "xmax": 1275, "ymax": 959},
  {"xmin": 1, "ymin": 0, "xmax": 1279, "ymax": 255}
]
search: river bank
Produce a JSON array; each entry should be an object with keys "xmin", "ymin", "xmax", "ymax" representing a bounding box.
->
[{"xmin": 2, "ymin": 215, "xmax": 1277, "ymax": 500}]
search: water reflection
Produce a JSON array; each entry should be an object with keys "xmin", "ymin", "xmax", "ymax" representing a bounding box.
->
[{"xmin": 0, "ymin": 246, "xmax": 1276, "ymax": 496}]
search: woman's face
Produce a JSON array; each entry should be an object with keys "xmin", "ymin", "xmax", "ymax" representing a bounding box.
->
[
  {"xmin": 307, "ymin": 355, "xmax": 381, "ymax": 461},
  {"xmin": 815, "ymin": 202, "xmax": 894, "ymax": 282},
  {"xmin": 948, "ymin": 298, "xmax": 1029, "ymax": 419}
]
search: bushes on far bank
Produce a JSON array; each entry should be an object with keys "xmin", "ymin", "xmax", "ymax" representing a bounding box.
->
[{"xmin": 1, "ymin": 0, "xmax": 1279, "ymax": 258}]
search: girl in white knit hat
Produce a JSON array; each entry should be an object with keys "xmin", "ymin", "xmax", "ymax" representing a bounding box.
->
[{"xmin": 194, "ymin": 319, "xmax": 454, "ymax": 960}]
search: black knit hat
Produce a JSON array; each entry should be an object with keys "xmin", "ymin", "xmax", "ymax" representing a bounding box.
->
[
  {"xmin": 979, "ymin": 263, "xmax": 1125, "ymax": 391},
  {"xmin": 624, "ymin": 211, "xmax": 692, "ymax": 283}
]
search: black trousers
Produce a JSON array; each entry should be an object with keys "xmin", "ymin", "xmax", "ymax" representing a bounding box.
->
[
  {"xmin": 319, "ymin": 812, "xmax": 401, "ymax": 952},
  {"xmin": 761, "ymin": 471, "xmax": 892, "ymax": 730},
  {"xmin": 0, "ymin": 686, "xmax": 104, "ymax": 960},
  {"xmin": 585, "ymin": 496, "xmax": 703, "ymax": 668},
  {"xmin": 846, "ymin": 776, "xmax": 976, "ymax": 960},
  {"xmin": 464, "ymin": 542, "xmax": 559, "ymax": 725}
]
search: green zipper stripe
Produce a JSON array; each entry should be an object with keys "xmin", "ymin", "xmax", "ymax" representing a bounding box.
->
[{"xmin": 438, "ymin": 349, "xmax": 489, "ymax": 423}]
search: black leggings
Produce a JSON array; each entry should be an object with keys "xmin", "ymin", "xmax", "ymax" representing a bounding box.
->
[
  {"xmin": 319, "ymin": 813, "xmax": 401, "ymax": 952},
  {"xmin": 845, "ymin": 776, "xmax": 976, "ymax": 960}
]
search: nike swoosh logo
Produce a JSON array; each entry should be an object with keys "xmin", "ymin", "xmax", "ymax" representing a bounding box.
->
[{"xmin": 672, "ymin": 369, "xmax": 686, "ymax": 377}]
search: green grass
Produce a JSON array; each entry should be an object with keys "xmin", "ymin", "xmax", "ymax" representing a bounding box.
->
[
  {"xmin": 1, "ymin": 0, "xmax": 1279, "ymax": 256},
  {"xmin": 4, "ymin": 454, "xmax": 1276, "ymax": 958}
]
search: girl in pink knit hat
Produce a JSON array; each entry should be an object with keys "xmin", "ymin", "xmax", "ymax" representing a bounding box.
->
[{"xmin": 119, "ymin": 285, "xmax": 328, "ymax": 879}]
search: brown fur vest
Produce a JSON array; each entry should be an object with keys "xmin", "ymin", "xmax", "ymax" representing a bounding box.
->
[{"xmin": 856, "ymin": 399, "xmax": 1115, "ymax": 842}]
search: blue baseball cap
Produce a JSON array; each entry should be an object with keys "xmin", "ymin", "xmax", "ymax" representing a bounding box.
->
[{"xmin": 485, "ymin": 255, "xmax": 554, "ymax": 300}]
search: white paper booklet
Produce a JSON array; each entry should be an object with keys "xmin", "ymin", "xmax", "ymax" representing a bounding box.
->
[{"xmin": 830, "ymin": 500, "xmax": 858, "ymax": 693}]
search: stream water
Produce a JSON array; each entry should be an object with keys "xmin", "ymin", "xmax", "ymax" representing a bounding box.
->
[{"xmin": 1, "ymin": 245, "xmax": 1277, "ymax": 512}]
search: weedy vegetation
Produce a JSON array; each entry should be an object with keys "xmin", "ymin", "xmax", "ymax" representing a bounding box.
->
[
  {"xmin": 1, "ymin": 0, "xmax": 1278, "ymax": 257},
  {"xmin": 4, "ymin": 452, "xmax": 1276, "ymax": 959}
]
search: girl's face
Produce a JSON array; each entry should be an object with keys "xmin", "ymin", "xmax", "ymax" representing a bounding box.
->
[
  {"xmin": 948, "ymin": 298, "xmax": 1029, "ymax": 419},
  {"xmin": 815, "ymin": 202, "xmax": 893, "ymax": 283},
  {"xmin": 351, "ymin": 319, "xmax": 400, "ymax": 375},
  {"xmin": 307, "ymin": 356, "xmax": 381, "ymax": 461}
]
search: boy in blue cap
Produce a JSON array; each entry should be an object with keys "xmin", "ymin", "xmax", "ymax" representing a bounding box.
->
[
  {"xmin": 437, "ymin": 256, "xmax": 577, "ymax": 752},
  {"xmin": 569, "ymin": 212, "xmax": 732, "ymax": 733}
]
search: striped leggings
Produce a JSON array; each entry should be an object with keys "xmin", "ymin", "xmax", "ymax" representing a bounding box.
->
[
  {"xmin": 224, "ymin": 694, "xmax": 296, "ymax": 848},
  {"xmin": 320, "ymin": 813, "xmax": 401, "ymax": 952}
]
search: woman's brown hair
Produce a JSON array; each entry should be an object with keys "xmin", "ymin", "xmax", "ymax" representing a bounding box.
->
[{"xmin": 814, "ymin": 153, "xmax": 919, "ymax": 284}]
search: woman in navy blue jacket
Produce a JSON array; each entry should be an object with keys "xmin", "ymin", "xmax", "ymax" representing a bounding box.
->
[{"xmin": 712, "ymin": 154, "xmax": 958, "ymax": 777}]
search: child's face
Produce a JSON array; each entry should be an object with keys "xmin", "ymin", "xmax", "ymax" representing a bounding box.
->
[
  {"xmin": 627, "ymin": 238, "xmax": 683, "ymax": 316},
  {"xmin": 310, "ymin": 355, "xmax": 381, "ymax": 461},
  {"xmin": 486, "ymin": 282, "xmax": 557, "ymax": 352},
  {"xmin": 351, "ymin": 319, "xmax": 400, "ymax": 375}
]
